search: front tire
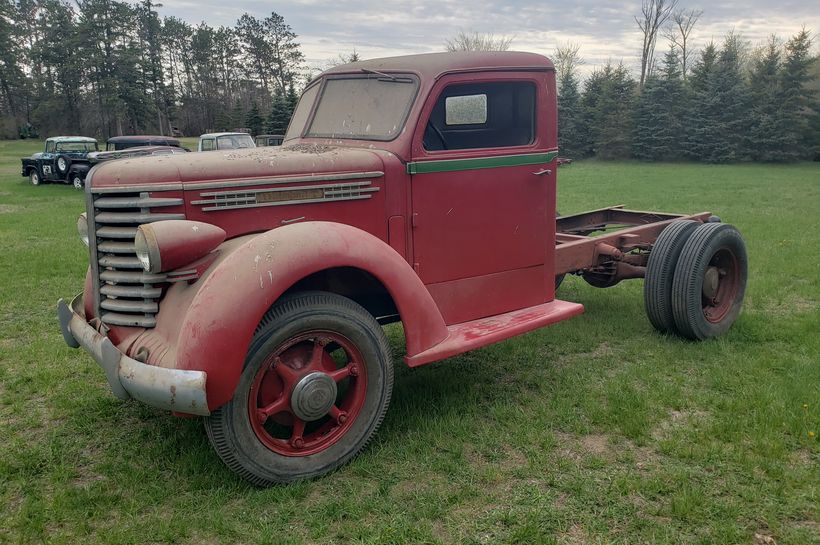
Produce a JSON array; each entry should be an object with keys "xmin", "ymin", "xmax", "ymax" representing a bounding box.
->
[
  {"xmin": 71, "ymin": 174, "xmax": 84, "ymax": 190},
  {"xmin": 204, "ymin": 291, "xmax": 393, "ymax": 486}
]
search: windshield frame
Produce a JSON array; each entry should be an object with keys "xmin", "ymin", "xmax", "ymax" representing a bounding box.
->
[{"xmin": 293, "ymin": 72, "xmax": 420, "ymax": 143}]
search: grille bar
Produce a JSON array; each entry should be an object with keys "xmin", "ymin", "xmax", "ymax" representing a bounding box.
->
[{"xmin": 91, "ymin": 190, "xmax": 181, "ymax": 328}]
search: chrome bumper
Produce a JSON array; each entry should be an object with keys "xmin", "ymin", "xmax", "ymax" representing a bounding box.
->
[{"xmin": 57, "ymin": 294, "xmax": 209, "ymax": 415}]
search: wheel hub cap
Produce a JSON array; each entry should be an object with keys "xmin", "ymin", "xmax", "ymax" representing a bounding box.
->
[
  {"xmin": 702, "ymin": 266, "xmax": 720, "ymax": 299},
  {"xmin": 290, "ymin": 372, "xmax": 337, "ymax": 421}
]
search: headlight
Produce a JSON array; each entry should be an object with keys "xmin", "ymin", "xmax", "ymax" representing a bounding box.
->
[
  {"xmin": 134, "ymin": 228, "xmax": 160, "ymax": 272},
  {"xmin": 135, "ymin": 220, "xmax": 226, "ymax": 274},
  {"xmin": 77, "ymin": 213, "xmax": 89, "ymax": 246}
]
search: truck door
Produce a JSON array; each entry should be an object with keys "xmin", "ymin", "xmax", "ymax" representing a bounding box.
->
[{"xmin": 409, "ymin": 73, "xmax": 558, "ymax": 323}]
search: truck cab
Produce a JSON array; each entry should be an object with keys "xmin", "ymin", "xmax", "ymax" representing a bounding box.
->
[
  {"xmin": 197, "ymin": 132, "xmax": 256, "ymax": 151},
  {"xmin": 58, "ymin": 52, "xmax": 746, "ymax": 485}
]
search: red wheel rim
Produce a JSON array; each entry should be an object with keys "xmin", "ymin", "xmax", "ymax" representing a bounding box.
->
[
  {"xmin": 248, "ymin": 331, "xmax": 368, "ymax": 457},
  {"xmin": 702, "ymin": 248, "xmax": 740, "ymax": 323}
]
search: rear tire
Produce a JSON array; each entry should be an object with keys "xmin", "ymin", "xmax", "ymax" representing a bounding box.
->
[
  {"xmin": 644, "ymin": 220, "xmax": 699, "ymax": 334},
  {"xmin": 29, "ymin": 170, "xmax": 40, "ymax": 186},
  {"xmin": 204, "ymin": 291, "xmax": 393, "ymax": 486},
  {"xmin": 671, "ymin": 223, "xmax": 747, "ymax": 340}
]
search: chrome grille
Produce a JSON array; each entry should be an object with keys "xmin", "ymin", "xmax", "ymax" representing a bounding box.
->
[{"xmin": 90, "ymin": 192, "xmax": 184, "ymax": 328}]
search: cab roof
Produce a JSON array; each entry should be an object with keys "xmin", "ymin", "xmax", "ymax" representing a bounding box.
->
[
  {"xmin": 107, "ymin": 135, "xmax": 180, "ymax": 144},
  {"xmin": 321, "ymin": 51, "xmax": 555, "ymax": 80},
  {"xmin": 200, "ymin": 132, "xmax": 252, "ymax": 138},
  {"xmin": 46, "ymin": 136, "xmax": 97, "ymax": 143}
]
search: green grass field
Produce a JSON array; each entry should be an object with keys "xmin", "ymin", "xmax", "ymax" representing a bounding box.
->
[{"xmin": 0, "ymin": 139, "xmax": 817, "ymax": 544}]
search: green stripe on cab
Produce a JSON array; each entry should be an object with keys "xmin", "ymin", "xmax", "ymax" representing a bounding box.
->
[{"xmin": 406, "ymin": 151, "xmax": 558, "ymax": 175}]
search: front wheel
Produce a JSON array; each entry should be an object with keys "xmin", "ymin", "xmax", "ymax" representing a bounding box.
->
[
  {"xmin": 204, "ymin": 291, "xmax": 394, "ymax": 486},
  {"xmin": 71, "ymin": 174, "xmax": 84, "ymax": 190}
]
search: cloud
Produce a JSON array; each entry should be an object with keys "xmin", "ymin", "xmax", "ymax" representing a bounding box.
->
[{"xmin": 155, "ymin": 0, "xmax": 820, "ymax": 79}]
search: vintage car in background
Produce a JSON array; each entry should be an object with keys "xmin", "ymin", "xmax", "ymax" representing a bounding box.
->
[
  {"xmin": 198, "ymin": 132, "xmax": 256, "ymax": 151},
  {"xmin": 105, "ymin": 135, "xmax": 185, "ymax": 151},
  {"xmin": 59, "ymin": 52, "xmax": 747, "ymax": 486},
  {"xmin": 21, "ymin": 136, "xmax": 98, "ymax": 188},
  {"xmin": 255, "ymin": 134, "xmax": 284, "ymax": 147}
]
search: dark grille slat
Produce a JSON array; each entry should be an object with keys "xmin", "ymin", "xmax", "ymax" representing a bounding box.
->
[
  {"xmin": 97, "ymin": 241, "xmax": 135, "ymax": 254},
  {"xmin": 100, "ymin": 312, "xmax": 157, "ymax": 328},
  {"xmin": 99, "ymin": 255, "xmax": 143, "ymax": 269},
  {"xmin": 100, "ymin": 284, "xmax": 162, "ymax": 298},
  {"xmin": 100, "ymin": 299, "xmax": 159, "ymax": 313},
  {"xmin": 99, "ymin": 270, "xmax": 167, "ymax": 283},
  {"xmin": 97, "ymin": 226, "xmax": 138, "ymax": 239},
  {"xmin": 96, "ymin": 211, "xmax": 185, "ymax": 224}
]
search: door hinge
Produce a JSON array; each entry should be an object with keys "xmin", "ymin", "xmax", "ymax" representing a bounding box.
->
[{"xmin": 411, "ymin": 213, "xmax": 419, "ymax": 228}]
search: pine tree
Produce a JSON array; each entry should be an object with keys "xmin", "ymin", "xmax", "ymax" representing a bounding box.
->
[
  {"xmin": 245, "ymin": 101, "xmax": 263, "ymax": 136},
  {"xmin": 582, "ymin": 63, "xmax": 636, "ymax": 159},
  {"xmin": 557, "ymin": 71, "xmax": 586, "ymax": 158},
  {"xmin": 748, "ymin": 38, "xmax": 789, "ymax": 161},
  {"xmin": 266, "ymin": 90, "xmax": 290, "ymax": 134},
  {"xmin": 634, "ymin": 48, "xmax": 687, "ymax": 161},
  {"xmin": 688, "ymin": 36, "xmax": 752, "ymax": 163},
  {"xmin": 780, "ymin": 29, "xmax": 817, "ymax": 161},
  {"xmin": 230, "ymin": 99, "xmax": 244, "ymax": 130}
]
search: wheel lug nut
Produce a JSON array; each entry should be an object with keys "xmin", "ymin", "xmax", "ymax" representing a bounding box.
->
[
  {"xmin": 349, "ymin": 365, "xmax": 359, "ymax": 377},
  {"xmin": 338, "ymin": 412, "xmax": 348, "ymax": 424},
  {"xmin": 293, "ymin": 438, "xmax": 304, "ymax": 449}
]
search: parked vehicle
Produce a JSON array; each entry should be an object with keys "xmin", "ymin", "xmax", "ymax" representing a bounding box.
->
[
  {"xmin": 198, "ymin": 132, "xmax": 256, "ymax": 151},
  {"xmin": 59, "ymin": 52, "xmax": 747, "ymax": 486},
  {"xmin": 21, "ymin": 136, "xmax": 98, "ymax": 189},
  {"xmin": 255, "ymin": 134, "xmax": 284, "ymax": 147},
  {"xmin": 105, "ymin": 135, "xmax": 184, "ymax": 151},
  {"xmin": 87, "ymin": 145, "xmax": 189, "ymax": 166}
]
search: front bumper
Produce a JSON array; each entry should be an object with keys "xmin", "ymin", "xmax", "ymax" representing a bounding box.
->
[{"xmin": 57, "ymin": 294, "xmax": 209, "ymax": 415}]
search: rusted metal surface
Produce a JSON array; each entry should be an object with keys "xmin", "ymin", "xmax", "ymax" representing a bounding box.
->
[{"xmin": 554, "ymin": 207, "xmax": 712, "ymax": 276}]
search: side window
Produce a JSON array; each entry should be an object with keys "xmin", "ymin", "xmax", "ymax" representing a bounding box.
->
[
  {"xmin": 424, "ymin": 81, "xmax": 536, "ymax": 152},
  {"xmin": 46, "ymin": 141, "xmax": 56, "ymax": 153},
  {"xmin": 201, "ymin": 138, "xmax": 215, "ymax": 151},
  {"xmin": 446, "ymin": 95, "xmax": 487, "ymax": 125}
]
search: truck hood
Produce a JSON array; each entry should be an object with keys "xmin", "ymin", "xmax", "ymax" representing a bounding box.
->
[{"xmin": 88, "ymin": 144, "xmax": 388, "ymax": 190}]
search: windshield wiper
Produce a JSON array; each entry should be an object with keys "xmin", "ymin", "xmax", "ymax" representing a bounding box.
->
[{"xmin": 360, "ymin": 68, "xmax": 411, "ymax": 83}]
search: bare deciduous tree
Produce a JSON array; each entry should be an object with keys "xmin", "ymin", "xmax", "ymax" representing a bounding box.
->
[
  {"xmin": 553, "ymin": 42, "xmax": 584, "ymax": 84},
  {"xmin": 444, "ymin": 31, "xmax": 513, "ymax": 52},
  {"xmin": 665, "ymin": 8, "xmax": 703, "ymax": 80},
  {"xmin": 635, "ymin": 0, "xmax": 679, "ymax": 89}
]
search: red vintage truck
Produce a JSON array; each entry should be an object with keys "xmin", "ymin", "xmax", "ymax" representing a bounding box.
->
[{"xmin": 58, "ymin": 52, "xmax": 747, "ymax": 485}]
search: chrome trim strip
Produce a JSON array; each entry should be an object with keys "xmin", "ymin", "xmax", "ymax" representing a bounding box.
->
[
  {"xmin": 95, "ymin": 197, "xmax": 184, "ymax": 208},
  {"xmin": 194, "ymin": 180, "xmax": 373, "ymax": 199},
  {"xmin": 185, "ymin": 170, "xmax": 384, "ymax": 191},
  {"xmin": 200, "ymin": 193, "xmax": 378, "ymax": 212},
  {"xmin": 91, "ymin": 183, "xmax": 184, "ymax": 194}
]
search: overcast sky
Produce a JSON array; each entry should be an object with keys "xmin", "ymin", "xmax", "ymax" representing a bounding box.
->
[{"xmin": 156, "ymin": 0, "xmax": 819, "ymax": 78}]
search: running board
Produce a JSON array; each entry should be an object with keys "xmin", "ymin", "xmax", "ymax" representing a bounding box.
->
[{"xmin": 404, "ymin": 299, "xmax": 585, "ymax": 367}]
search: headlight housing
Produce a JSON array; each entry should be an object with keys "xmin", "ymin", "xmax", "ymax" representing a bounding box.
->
[
  {"xmin": 135, "ymin": 220, "xmax": 226, "ymax": 274},
  {"xmin": 77, "ymin": 213, "xmax": 89, "ymax": 246}
]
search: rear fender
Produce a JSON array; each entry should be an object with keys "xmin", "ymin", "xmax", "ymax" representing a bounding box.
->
[{"xmin": 176, "ymin": 221, "xmax": 448, "ymax": 410}]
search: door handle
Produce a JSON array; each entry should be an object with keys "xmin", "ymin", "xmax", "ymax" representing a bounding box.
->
[{"xmin": 532, "ymin": 168, "xmax": 552, "ymax": 176}]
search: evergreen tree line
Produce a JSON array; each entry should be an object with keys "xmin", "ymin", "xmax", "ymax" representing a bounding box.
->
[
  {"xmin": 558, "ymin": 30, "xmax": 820, "ymax": 162},
  {"xmin": 0, "ymin": 0, "xmax": 305, "ymax": 139}
]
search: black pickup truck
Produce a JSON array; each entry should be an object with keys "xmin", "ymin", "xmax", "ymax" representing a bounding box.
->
[{"xmin": 21, "ymin": 136, "xmax": 98, "ymax": 189}]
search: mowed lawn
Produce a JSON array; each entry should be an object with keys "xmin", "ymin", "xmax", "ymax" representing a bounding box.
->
[{"xmin": 0, "ymin": 138, "xmax": 817, "ymax": 545}]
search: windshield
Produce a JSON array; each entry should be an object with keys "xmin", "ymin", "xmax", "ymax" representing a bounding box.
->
[
  {"xmin": 56, "ymin": 142, "xmax": 97, "ymax": 152},
  {"xmin": 298, "ymin": 75, "xmax": 418, "ymax": 141},
  {"xmin": 216, "ymin": 134, "xmax": 255, "ymax": 150}
]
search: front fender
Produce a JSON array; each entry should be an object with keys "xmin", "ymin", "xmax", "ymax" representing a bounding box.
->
[{"xmin": 176, "ymin": 221, "xmax": 448, "ymax": 410}]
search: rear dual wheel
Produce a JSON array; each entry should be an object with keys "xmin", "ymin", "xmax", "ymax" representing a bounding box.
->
[
  {"xmin": 644, "ymin": 221, "xmax": 747, "ymax": 340},
  {"xmin": 204, "ymin": 291, "xmax": 393, "ymax": 486}
]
